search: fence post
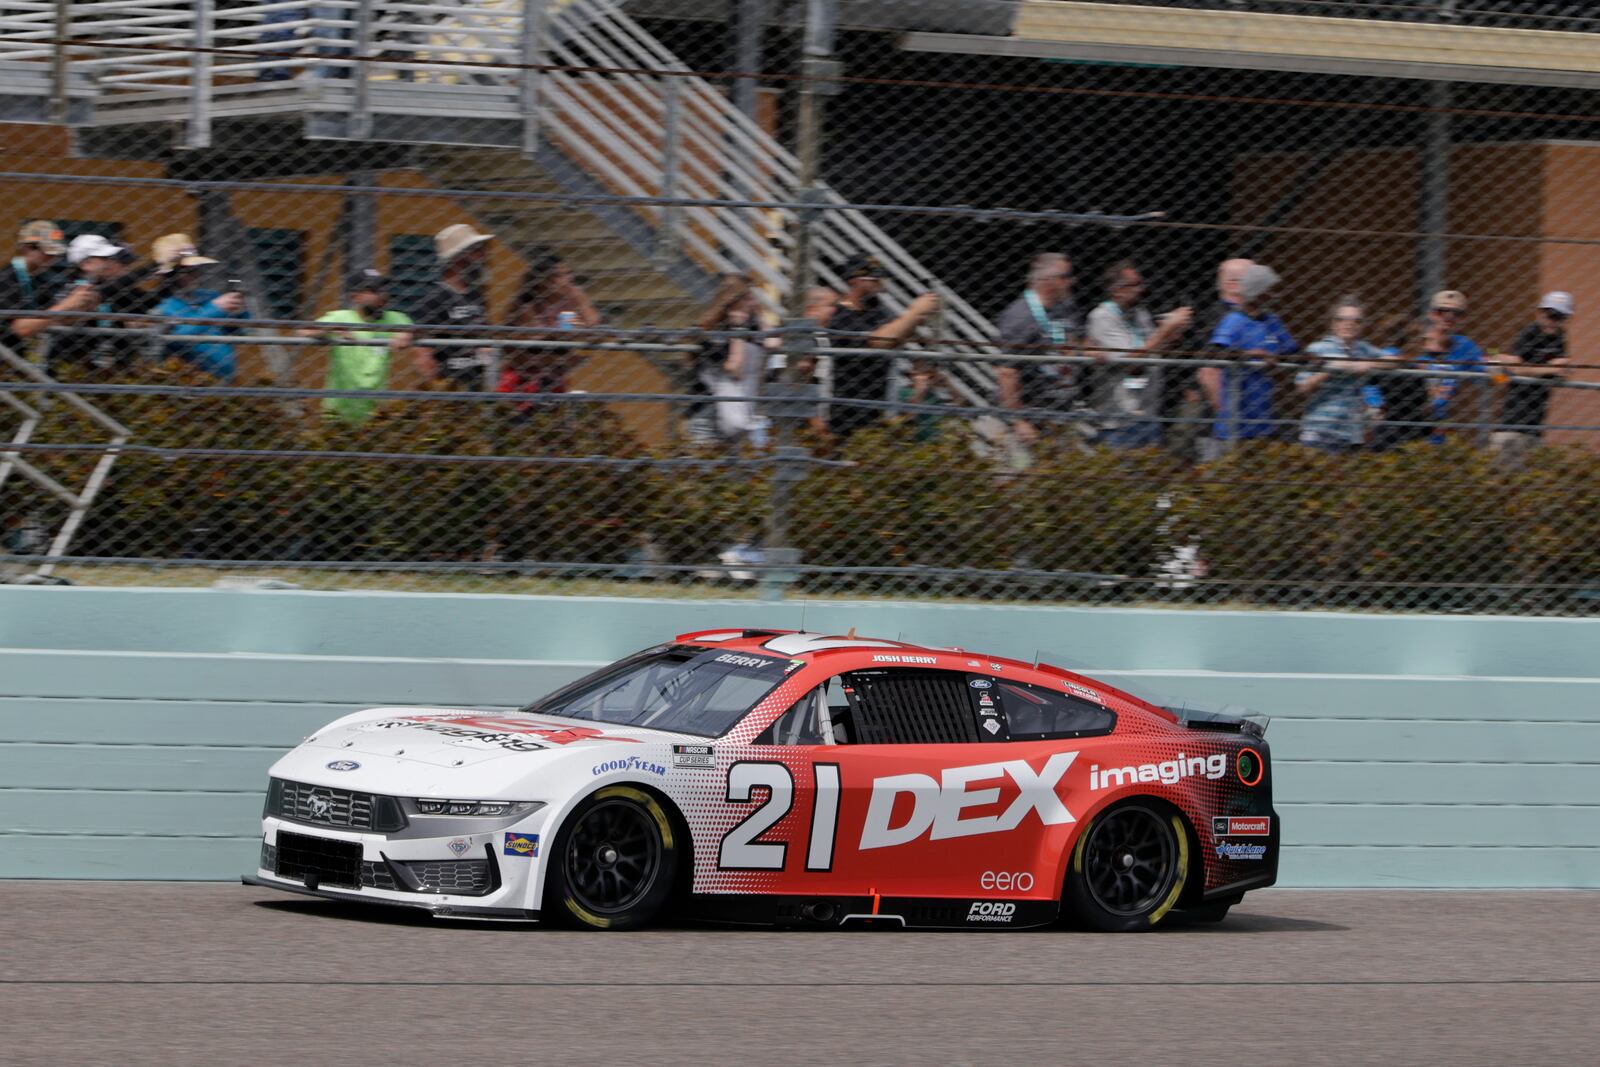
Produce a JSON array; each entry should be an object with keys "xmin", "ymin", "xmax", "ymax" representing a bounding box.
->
[
  {"xmin": 186, "ymin": 0, "xmax": 214, "ymax": 149},
  {"xmin": 50, "ymin": 0, "xmax": 71, "ymax": 125},
  {"xmin": 520, "ymin": 0, "xmax": 549, "ymax": 158},
  {"xmin": 766, "ymin": 0, "xmax": 838, "ymax": 601},
  {"xmin": 351, "ymin": 0, "xmax": 374, "ymax": 139},
  {"xmin": 784, "ymin": 0, "xmax": 837, "ymax": 321},
  {"xmin": 1418, "ymin": 3, "xmax": 1454, "ymax": 305},
  {"xmin": 654, "ymin": 76, "xmax": 683, "ymax": 265}
]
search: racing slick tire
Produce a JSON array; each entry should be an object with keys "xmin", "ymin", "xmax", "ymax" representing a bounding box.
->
[
  {"xmin": 546, "ymin": 785, "xmax": 680, "ymax": 930},
  {"xmin": 1064, "ymin": 800, "xmax": 1190, "ymax": 933}
]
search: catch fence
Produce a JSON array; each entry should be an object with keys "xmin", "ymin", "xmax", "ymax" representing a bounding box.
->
[{"xmin": 1, "ymin": 0, "xmax": 1597, "ymax": 611}]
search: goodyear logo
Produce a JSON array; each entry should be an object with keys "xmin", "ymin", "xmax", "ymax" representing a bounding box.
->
[{"xmin": 503, "ymin": 832, "xmax": 539, "ymax": 858}]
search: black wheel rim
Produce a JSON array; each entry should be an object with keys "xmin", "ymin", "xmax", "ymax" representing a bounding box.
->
[
  {"xmin": 563, "ymin": 798, "xmax": 661, "ymax": 916},
  {"xmin": 1083, "ymin": 806, "xmax": 1178, "ymax": 917}
]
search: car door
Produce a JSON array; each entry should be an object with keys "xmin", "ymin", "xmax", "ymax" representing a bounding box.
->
[{"xmin": 716, "ymin": 667, "xmax": 1084, "ymax": 904}]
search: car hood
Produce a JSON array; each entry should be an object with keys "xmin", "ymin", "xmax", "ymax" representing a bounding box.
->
[{"xmin": 269, "ymin": 708, "xmax": 707, "ymax": 800}]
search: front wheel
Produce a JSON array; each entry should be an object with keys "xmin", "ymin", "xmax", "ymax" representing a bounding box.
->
[
  {"xmin": 1064, "ymin": 801, "xmax": 1190, "ymax": 932},
  {"xmin": 545, "ymin": 786, "xmax": 680, "ymax": 930}
]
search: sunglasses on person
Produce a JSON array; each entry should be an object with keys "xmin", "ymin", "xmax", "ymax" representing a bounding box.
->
[{"xmin": 1431, "ymin": 306, "xmax": 1464, "ymax": 317}]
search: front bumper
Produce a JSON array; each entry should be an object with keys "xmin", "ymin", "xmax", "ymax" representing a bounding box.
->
[{"xmin": 248, "ymin": 815, "xmax": 546, "ymax": 920}]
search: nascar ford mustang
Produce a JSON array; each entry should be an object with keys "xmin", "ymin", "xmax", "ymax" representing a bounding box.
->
[{"xmin": 244, "ymin": 630, "xmax": 1278, "ymax": 931}]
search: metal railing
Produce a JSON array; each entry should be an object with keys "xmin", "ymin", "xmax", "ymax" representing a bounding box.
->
[{"xmin": 0, "ymin": 0, "xmax": 1010, "ymax": 415}]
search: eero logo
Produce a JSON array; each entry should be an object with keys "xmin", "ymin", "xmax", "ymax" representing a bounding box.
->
[
  {"xmin": 980, "ymin": 870, "xmax": 1035, "ymax": 892},
  {"xmin": 860, "ymin": 753, "xmax": 1077, "ymax": 850},
  {"xmin": 968, "ymin": 902, "xmax": 1016, "ymax": 923}
]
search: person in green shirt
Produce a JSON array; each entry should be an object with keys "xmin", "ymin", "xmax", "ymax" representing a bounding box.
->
[{"xmin": 301, "ymin": 269, "xmax": 415, "ymax": 423}]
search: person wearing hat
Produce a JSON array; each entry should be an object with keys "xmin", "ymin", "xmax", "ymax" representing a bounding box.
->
[
  {"xmin": 413, "ymin": 223, "xmax": 496, "ymax": 389},
  {"xmin": 0, "ymin": 221, "xmax": 71, "ymax": 362},
  {"xmin": 1199, "ymin": 263, "xmax": 1297, "ymax": 458},
  {"xmin": 28, "ymin": 233, "xmax": 155, "ymax": 376},
  {"xmin": 1382, "ymin": 289, "xmax": 1485, "ymax": 448},
  {"xmin": 299, "ymin": 269, "xmax": 414, "ymax": 424},
  {"xmin": 150, "ymin": 235, "xmax": 249, "ymax": 382},
  {"xmin": 825, "ymin": 253, "xmax": 939, "ymax": 440},
  {"xmin": 1492, "ymin": 291, "xmax": 1574, "ymax": 461}
]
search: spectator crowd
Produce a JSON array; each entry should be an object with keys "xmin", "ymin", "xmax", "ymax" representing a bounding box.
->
[{"xmin": 0, "ymin": 217, "xmax": 1580, "ymax": 465}]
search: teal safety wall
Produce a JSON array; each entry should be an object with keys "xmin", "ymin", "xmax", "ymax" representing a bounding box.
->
[{"xmin": 2, "ymin": 586, "xmax": 1597, "ymax": 886}]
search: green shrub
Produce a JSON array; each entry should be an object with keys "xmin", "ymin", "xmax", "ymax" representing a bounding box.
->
[{"xmin": 9, "ymin": 364, "xmax": 1597, "ymax": 613}]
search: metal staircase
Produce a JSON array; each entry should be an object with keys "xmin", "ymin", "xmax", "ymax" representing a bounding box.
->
[
  {"xmin": 0, "ymin": 0, "xmax": 1004, "ymax": 405},
  {"xmin": 0, "ymin": 346, "xmax": 131, "ymax": 585}
]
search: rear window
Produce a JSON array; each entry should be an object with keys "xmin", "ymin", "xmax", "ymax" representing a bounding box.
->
[
  {"xmin": 520, "ymin": 645, "xmax": 789, "ymax": 737},
  {"xmin": 987, "ymin": 679, "xmax": 1115, "ymax": 741}
]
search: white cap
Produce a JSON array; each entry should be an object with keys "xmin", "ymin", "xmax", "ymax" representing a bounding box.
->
[
  {"xmin": 1539, "ymin": 291, "xmax": 1574, "ymax": 317},
  {"xmin": 68, "ymin": 233, "xmax": 131, "ymax": 265}
]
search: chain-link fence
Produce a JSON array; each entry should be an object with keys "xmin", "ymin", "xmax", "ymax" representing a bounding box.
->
[{"xmin": 2, "ymin": 0, "xmax": 1598, "ymax": 612}]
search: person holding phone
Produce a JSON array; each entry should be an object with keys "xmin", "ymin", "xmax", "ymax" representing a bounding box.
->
[{"xmin": 151, "ymin": 234, "xmax": 249, "ymax": 382}]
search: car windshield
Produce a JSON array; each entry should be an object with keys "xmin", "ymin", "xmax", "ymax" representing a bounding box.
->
[{"xmin": 518, "ymin": 645, "xmax": 789, "ymax": 738}]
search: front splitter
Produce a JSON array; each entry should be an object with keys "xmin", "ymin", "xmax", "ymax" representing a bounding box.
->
[{"xmin": 241, "ymin": 874, "xmax": 539, "ymax": 922}]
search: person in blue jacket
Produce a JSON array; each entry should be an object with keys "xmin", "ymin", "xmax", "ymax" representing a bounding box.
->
[
  {"xmin": 152, "ymin": 236, "xmax": 249, "ymax": 381},
  {"xmin": 1198, "ymin": 263, "xmax": 1297, "ymax": 460}
]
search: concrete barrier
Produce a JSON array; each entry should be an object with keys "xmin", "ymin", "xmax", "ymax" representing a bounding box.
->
[{"xmin": 2, "ymin": 586, "xmax": 1596, "ymax": 886}]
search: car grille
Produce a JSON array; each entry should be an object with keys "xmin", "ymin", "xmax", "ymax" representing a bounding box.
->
[
  {"xmin": 398, "ymin": 859, "xmax": 493, "ymax": 895},
  {"xmin": 360, "ymin": 861, "xmax": 399, "ymax": 891},
  {"xmin": 274, "ymin": 831, "xmax": 362, "ymax": 889},
  {"xmin": 266, "ymin": 778, "xmax": 406, "ymax": 833}
]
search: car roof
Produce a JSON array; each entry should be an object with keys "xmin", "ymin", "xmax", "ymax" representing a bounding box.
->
[
  {"xmin": 673, "ymin": 628, "xmax": 1177, "ymax": 729},
  {"xmin": 677, "ymin": 628, "xmax": 1045, "ymax": 673}
]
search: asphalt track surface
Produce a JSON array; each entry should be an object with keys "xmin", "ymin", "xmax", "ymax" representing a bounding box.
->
[{"xmin": 2, "ymin": 885, "xmax": 1596, "ymax": 1065}]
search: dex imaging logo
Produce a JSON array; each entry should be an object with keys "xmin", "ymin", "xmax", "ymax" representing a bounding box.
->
[
  {"xmin": 1088, "ymin": 753, "xmax": 1226, "ymax": 791},
  {"xmin": 859, "ymin": 753, "xmax": 1077, "ymax": 849}
]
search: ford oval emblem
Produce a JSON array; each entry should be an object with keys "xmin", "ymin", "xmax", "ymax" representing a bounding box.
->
[
  {"xmin": 969, "ymin": 679, "xmax": 993, "ymax": 689},
  {"xmin": 326, "ymin": 760, "xmax": 361, "ymax": 772}
]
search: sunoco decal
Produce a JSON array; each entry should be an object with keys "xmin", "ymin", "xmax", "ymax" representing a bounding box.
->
[{"xmin": 503, "ymin": 832, "xmax": 539, "ymax": 858}]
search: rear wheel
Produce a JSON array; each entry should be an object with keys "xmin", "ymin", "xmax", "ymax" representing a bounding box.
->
[
  {"xmin": 1064, "ymin": 801, "xmax": 1190, "ymax": 932},
  {"xmin": 546, "ymin": 786, "xmax": 679, "ymax": 930}
]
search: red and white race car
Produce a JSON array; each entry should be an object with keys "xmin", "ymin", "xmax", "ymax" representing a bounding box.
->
[{"xmin": 246, "ymin": 629, "xmax": 1278, "ymax": 931}]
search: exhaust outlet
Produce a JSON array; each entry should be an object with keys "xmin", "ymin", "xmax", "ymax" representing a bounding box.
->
[{"xmin": 801, "ymin": 900, "xmax": 837, "ymax": 924}]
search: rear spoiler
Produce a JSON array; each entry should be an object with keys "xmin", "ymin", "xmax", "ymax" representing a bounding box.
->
[{"xmin": 1162, "ymin": 706, "xmax": 1269, "ymax": 739}]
